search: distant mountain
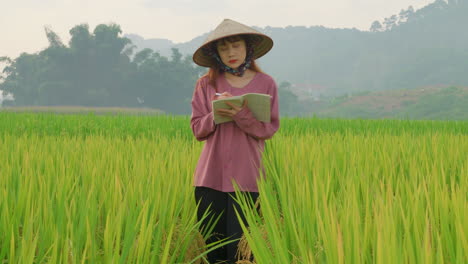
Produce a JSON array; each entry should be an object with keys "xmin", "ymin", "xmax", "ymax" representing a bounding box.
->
[
  {"xmin": 125, "ymin": 34, "xmax": 175, "ymax": 55},
  {"xmin": 124, "ymin": 33, "xmax": 208, "ymax": 58},
  {"xmin": 126, "ymin": 0, "xmax": 468, "ymax": 96},
  {"xmin": 125, "ymin": 26, "xmax": 267, "ymax": 61}
]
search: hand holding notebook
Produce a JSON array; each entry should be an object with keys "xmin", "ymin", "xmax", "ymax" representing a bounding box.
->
[{"xmin": 212, "ymin": 93, "xmax": 272, "ymax": 124}]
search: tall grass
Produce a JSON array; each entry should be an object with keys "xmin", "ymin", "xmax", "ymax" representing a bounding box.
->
[
  {"xmin": 0, "ymin": 112, "xmax": 466, "ymax": 263},
  {"xmin": 0, "ymin": 113, "xmax": 210, "ymax": 263},
  {"xmin": 235, "ymin": 126, "xmax": 467, "ymax": 263}
]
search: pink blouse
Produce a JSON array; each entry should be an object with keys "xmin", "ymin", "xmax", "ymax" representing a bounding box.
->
[{"xmin": 190, "ymin": 72, "xmax": 280, "ymax": 192}]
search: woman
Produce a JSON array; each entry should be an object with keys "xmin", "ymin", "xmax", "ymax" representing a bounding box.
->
[{"xmin": 190, "ymin": 18, "xmax": 280, "ymax": 264}]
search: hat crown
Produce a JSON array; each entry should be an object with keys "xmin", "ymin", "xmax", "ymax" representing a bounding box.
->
[{"xmin": 202, "ymin": 19, "xmax": 262, "ymax": 46}]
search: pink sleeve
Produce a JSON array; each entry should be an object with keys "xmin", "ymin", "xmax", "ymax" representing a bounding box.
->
[
  {"xmin": 232, "ymin": 81, "xmax": 280, "ymax": 140},
  {"xmin": 190, "ymin": 78, "xmax": 216, "ymax": 141}
]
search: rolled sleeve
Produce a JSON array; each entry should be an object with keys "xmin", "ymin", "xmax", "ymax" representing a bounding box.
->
[
  {"xmin": 232, "ymin": 82, "xmax": 280, "ymax": 140},
  {"xmin": 190, "ymin": 78, "xmax": 217, "ymax": 141}
]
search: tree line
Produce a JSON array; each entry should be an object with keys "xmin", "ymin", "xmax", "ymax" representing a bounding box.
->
[
  {"xmin": 4, "ymin": 0, "xmax": 466, "ymax": 115},
  {"xmin": 0, "ymin": 23, "xmax": 299, "ymax": 115},
  {"xmin": 0, "ymin": 24, "xmax": 204, "ymax": 114}
]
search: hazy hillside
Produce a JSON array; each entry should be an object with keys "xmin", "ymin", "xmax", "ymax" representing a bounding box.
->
[
  {"xmin": 306, "ymin": 86, "xmax": 468, "ymax": 120},
  {"xmin": 127, "ymin": 0, "xmax": 468, "ymax": 96},
  {"xmin": 2, "ymin": 0, "xmax": 467, "ymax": 120}
]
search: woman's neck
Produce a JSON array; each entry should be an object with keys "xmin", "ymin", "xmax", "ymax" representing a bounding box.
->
[
  {"xmin": 223, "ymin": 69, "xmax": 257, "ymax": 89},
  {"xmin": 224, "ymin": 69, "xmax": 255, "ymax": 80}
]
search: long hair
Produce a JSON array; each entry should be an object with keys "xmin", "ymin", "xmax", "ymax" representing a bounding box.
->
[{"xmin": 197, "ymin": 35, "xmax": 263, "ymax": 92}]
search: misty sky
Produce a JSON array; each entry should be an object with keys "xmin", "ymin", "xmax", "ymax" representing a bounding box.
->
[{"xmin": 1, "ymin": 0, "xmax": 434, "ymax": 59}]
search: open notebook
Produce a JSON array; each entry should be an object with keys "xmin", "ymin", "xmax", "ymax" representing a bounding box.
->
[{"xmin": 212, "ymin": 93, "xmax": 271, "ymax": 124}]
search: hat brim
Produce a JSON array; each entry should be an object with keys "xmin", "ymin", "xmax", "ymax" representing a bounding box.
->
[{"xmin": 192, "ymin": 19, "xmax": 274, "ymax": 67}]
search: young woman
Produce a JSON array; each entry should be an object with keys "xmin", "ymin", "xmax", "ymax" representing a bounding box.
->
[{"xmin": 190, "ymin": 18, "xmax": 280, "ymax": 264}]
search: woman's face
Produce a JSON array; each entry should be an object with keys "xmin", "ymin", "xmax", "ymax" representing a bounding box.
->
[{"xmin": 216, "ymin": 38, "xmax": 247, "ymax": 69}]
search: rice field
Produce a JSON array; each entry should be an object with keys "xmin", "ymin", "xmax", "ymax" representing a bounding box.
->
[{"xmin": 0, "ymin": 112, "xmax": 466, "ymax": 263}]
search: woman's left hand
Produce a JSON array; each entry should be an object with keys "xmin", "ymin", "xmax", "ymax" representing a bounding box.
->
[{"xmin": 217, "ymin": 100, "xmax": 248, "ymax": 117}]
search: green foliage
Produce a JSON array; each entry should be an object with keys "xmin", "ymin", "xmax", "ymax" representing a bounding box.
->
[
  {"xmin": 278, "ymin": 81, "xmax": 301, "ymax": 116},
  {"xmin": 236, "ymin": 124, "xmax": 467, "ymax": 263},
  {"xmin": 0, "ymin": 113, "xmax": 466, "ymax": 263},
  {"xmin": 0, "ymin": 24, "xmax": 202, "ymax": 114}
]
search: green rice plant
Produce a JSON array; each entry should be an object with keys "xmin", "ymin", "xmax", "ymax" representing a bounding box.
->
[
  {"xmin": 235, "ymin": 129, "xmax": 467, "ymax": 263},
  {"xmin": 0, "ymin": 129, "xmax": 218, "ymax": 263},
  {"xmin": 0, "ymin": 112, "xmax": 466, "ymax": 263}
]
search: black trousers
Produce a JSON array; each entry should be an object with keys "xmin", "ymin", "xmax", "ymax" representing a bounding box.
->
[{"xmin": 194, "ymin": 186, "xmax": 259, "ymax": 264}]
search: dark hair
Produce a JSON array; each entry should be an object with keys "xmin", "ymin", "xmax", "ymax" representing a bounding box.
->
[
  {"xmin": 216, "ymin": 34, "xmax": 244, "ymax": 46},
  {"xmin": 198, "ymin": 34, "xmax": 263, "ymax": 92}
]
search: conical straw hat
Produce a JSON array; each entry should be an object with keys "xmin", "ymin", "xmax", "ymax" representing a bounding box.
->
[{"xmin": 192, "ymin": 19, "xmax": 273, "ymax": 67}]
